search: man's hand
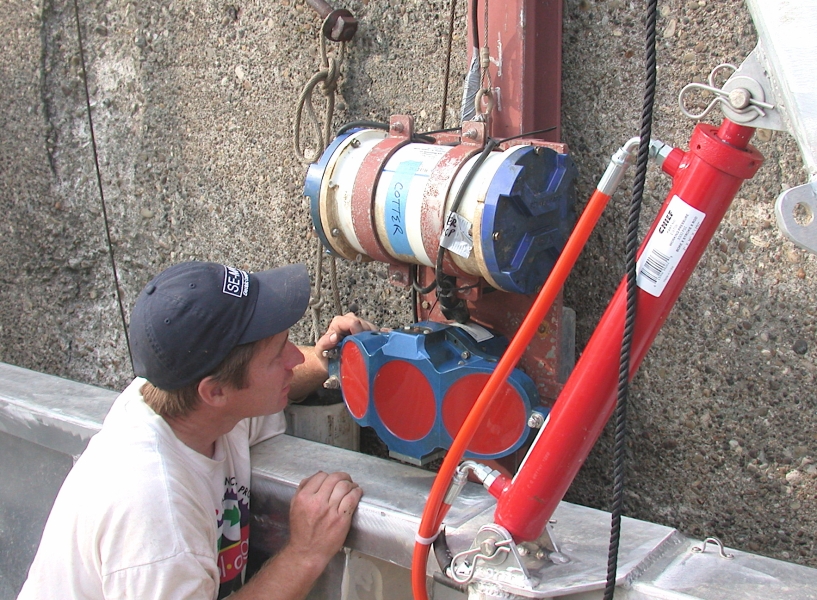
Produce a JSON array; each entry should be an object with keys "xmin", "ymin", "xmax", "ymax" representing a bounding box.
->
[
  {"xmin": 234, "ymin": 472, "xmax": 362, "ymax": 600},
  {"xmin": 289, "ymin": 313, "xmax": 379, "ymax": 400},
  {"xmin": 314, "ymin": 313, "xmax": 380, "ymax": 360},
  {"xmin": 288, "ymin": 471, "xmax": 363, "ymax": 566}
]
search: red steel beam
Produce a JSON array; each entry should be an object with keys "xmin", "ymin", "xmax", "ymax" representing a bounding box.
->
[{"xmin": 475, "ymin": 0, "xmax": 563, "ymax": 141}]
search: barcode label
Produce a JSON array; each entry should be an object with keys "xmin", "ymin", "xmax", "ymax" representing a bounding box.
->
[
  {"xmin": 636, "ymin": 195, "xmax": 705, "ymax": 297},
  {"xmin": 640, "ymin": 249, "xmax": 671, "ymax": 284}
]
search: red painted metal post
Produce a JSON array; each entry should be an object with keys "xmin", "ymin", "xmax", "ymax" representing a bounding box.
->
[
  {"xmin": 479, "ymin": 0, "xmax": 563, "ymax": 141},
  {"xmin": 493, "ymin": 120, "xmax": 764, "ymax": 541}
]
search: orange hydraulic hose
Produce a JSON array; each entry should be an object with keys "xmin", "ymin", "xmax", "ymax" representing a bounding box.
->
[{"xmin": 411, "ymin": 187, "xmax": 614, "ymax": 599}]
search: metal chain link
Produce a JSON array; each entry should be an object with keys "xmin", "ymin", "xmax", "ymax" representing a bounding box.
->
[{"xmin": 293, "ymin": 17, "xmax": 346, "ymax": 342}]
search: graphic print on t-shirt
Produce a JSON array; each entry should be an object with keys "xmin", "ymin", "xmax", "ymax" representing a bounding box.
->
[{"xmin": 216, "ymin": 477, "xmax": 250, "ymax": 599}]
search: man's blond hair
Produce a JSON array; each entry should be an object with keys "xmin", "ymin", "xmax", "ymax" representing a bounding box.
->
[{"xmin": 141, "ymin": 340, "xmax": 258, "ymax": 418}]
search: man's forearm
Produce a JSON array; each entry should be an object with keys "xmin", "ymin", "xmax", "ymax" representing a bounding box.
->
[{"xmin": 289, "ymin": 346, "xmax": 328, "ymax": 401}]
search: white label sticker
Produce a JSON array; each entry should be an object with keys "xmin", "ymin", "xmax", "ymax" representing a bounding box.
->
[
  {"xmin": 636, "ymin": 195, "xmax": 705, "ymax": 297},
  {"xmin": 440, "ymin": 211, "xmax": 474, "ymax": 258},
  {"xmin": 452, "ymin": 321, "xmax": 494, "ymax": 342}
]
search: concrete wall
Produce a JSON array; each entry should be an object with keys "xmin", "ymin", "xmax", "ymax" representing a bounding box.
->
[{"xmin": 2, "ymin": 0, "xmax": 815, "ymax": 568}]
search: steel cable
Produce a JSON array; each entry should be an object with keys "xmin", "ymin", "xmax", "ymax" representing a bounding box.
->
[{"xmin": 71, "ymin": 0, "xmax": 133, "ymax": 372}]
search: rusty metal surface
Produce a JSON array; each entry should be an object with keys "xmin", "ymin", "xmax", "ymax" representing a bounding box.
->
[
  {"xmin": 350, "ymin": 116, "xmax": 414, "ymax": 265},
  {"xmin": 304, "ymin": 0, "xmax": 358, "ymax": 42},
  {"xmin": 479, "ymin": 0, "xmax": 564, "ymax": 141},
  {"xmin": 419, "ymin": 145, "xmax": 482, "ymax": 268}
]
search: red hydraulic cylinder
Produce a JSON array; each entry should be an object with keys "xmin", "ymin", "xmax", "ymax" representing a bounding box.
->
[{"xmin": 493, "ymin": 120, "xmax": 763, "ymax": 542}]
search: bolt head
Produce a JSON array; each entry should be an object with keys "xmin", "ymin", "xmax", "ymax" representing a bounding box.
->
[
  {"xmin": 728, "ymin": 88, "xmax": 751, "ymax": 110},
  {"xmin": 527, "ymin": 411, "xmax": 546, "ymax": 429},
  {"xmin": 492, "ymin": 231, "xmax": 501, "ymax": 241},
  {"xmin": 480, "ymin": 539, "xmax": 497, "ymax": 557},
  {"xmin": 391, "ymin": 122, "xmax": 404, "ymax": 133}
]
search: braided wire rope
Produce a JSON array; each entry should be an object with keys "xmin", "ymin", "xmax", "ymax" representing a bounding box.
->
[{"xmin": 603, "ymin": 0, "xmax": 658, "ymax": 597}]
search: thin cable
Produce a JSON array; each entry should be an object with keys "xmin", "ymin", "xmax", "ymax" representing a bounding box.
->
[
  {"xmin": 440, "ymin": 0, "xmax": 458, "ymax": 129},
  {"xmin": 498, "ymin": 126, "xmax": 556, "ymax": 144},
  {"xmin": 460, "ymin": 0, "xmax": 481, "ymax": 122},
  {"xmin": 603, "ymin": 1, "xmax": 658, "ymax": 598},
  {"xmin": 336, "ymin": 120, "xmax": 390, "ymax": 135},
  {"xmin": 470, "ymin": 0, "xmax": 480, "ymax": 48},
  {"xmin": 71, "ymin": 0, "xmax": 133, "ymax": 372},
  {"xmin": 417, "ymin": 126, "xmax": 462, "ymax": 137},
  {"xmin": 434, "ymin": 138, "xmax": 498, "ymax": 292}
]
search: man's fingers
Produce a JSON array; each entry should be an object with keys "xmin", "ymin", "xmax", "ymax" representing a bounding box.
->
[
  {"xmin": 327, "ymin": 314, "xmax": 379, "ymax": 338},
  {"xmin": 298, "ymin": 471, "xmax": 328, "ymax": 493},
  {"xmin": 338, "ymin": 486, "xmax": 363, "ymax": 516},
  {"xmin": 327, "ymin": 478, "xmax": 359, "ymax": 508},
  {"xmin": 311, "ymin": 471, "xmax": 352, "ymax": 499}
]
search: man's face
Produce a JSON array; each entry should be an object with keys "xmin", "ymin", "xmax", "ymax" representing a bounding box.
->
[{"xmin": 227, "ymin": 329, "xmax": 304, "ymax": 418}]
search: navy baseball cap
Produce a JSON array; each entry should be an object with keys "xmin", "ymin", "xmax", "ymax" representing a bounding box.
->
[{"xmin": 129, "ymin": 261, "xmax": 311, "ymax": 390}]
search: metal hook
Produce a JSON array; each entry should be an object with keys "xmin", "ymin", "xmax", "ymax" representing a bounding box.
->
[
  {"xmin": 474, "ymin": 88, "xmax": 495, "ymax": 119},
  {"xmin": 691, "ymin": 537, "xmax": 735, "ymax": 560}
]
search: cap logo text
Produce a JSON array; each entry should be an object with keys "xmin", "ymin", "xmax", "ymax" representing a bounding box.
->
[{"xmin": 223, "ymin": 266, "xmax": 249, "ymax": 298}]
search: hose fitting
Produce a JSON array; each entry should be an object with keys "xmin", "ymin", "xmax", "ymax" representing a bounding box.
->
[{"xmin": 597, "ymin": 137, "xmax": 675, "ymax": 196}]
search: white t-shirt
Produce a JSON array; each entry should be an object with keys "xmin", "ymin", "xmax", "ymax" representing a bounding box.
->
[{"xmin": 17, "ymin": 378, "xmax": 286, "ymax": 600}]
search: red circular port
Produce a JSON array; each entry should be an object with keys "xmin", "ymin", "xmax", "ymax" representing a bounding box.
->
[
  {"xmin": 340, "ymin": 343, "xmax": 369, "ymax": 419},
  {"xmin": 442, "ymin": 373, "xmax": 527, "ymax": 456},
  {"xmin": 373, "ymin": 361, "xmax": 436, "ymax": 441}
]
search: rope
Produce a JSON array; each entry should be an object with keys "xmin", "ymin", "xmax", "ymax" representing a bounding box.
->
[
  {"xmin": 293, "ymin": 29, "xmax": 345, "ymax": 164},
  {"xmin": 474, "ymin": 0, "xmax": 493, "ymax": 120},
  {"xmin": 440, "ymin": 0, "xmax": 458, "ymax": 129},
  {"xmin": 309, "ymin": 238, "xmax": 329, "ymax": 345},
  {"xmin": 460, "ymin": 0, "xmax": 481, "ymax": 122},
  {"xmin": 603, "ymin": 0, "xmax": 658, "ymax": 598},
  {"xmin": 293, "ymin": 17, "xmax": 347, "ymax": 342},
  {"xmin": 71, "ymin": 0, "xmax": 133, "ymax": 372}
]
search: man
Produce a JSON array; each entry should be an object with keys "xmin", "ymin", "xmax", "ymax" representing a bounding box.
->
[{"xmin": 18, "ymin": 261, "xmax": 377, "ymax": 599}]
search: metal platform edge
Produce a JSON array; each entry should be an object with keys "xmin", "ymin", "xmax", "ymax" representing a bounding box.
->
[{"xmin": 2, "ymin": 362, "xmax": 817, "ymax": 600}]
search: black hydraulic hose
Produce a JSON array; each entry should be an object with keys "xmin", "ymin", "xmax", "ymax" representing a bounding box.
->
[
  {"xmin": 432, "ymin": 527, "xmax": 454, "ymax": 572},
  {"xmin": 432, "ymin": 127, "xmax": 553, "ymax": 293},
  {"xmin": 603, "ymin": 1, "xmax": 658, "ymax": 599},
  {"xmin": 434, "ymin": 138, "xmax": 498, "ymax": 296},
  {"xmin": 422, "ymin": 127, "xmax": 555, "ymax": 301}
]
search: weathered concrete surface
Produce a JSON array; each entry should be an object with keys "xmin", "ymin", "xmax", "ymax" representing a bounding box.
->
[{"xmin": 1, "ymin": 0, "xmax": 814, "ymax": 570}]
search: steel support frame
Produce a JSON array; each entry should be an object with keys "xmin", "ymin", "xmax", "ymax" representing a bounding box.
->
[{"xmin": 473, "ymin": 0, "xmax": 564, "ymax": 142}]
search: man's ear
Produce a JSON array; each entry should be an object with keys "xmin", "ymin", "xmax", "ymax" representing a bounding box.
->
[{"xmin": 198, "ymin": 376, "xmax": 228, "ymax": 408}]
